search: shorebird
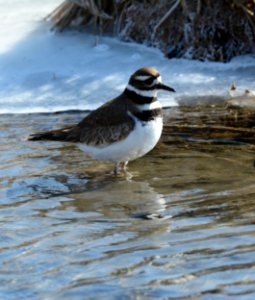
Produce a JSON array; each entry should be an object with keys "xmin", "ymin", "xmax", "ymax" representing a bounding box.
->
[{"xmin": 29, "ymin": 67, "xmax": 175, "ymax": 173}]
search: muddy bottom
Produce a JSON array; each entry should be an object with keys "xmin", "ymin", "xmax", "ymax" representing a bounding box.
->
[{"xmin": 1, "ymin": 111, "xmax": 255, "ymax": 299}]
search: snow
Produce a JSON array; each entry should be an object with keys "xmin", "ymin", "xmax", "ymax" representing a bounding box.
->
[{"xmin": 1, "ymin": 0, "xmax": 255, "ymax": 114}]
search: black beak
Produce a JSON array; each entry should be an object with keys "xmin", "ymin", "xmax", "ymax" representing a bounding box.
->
[{"xmin": 157, "ymin": 82, "xmax": 176, "ymax": 92}]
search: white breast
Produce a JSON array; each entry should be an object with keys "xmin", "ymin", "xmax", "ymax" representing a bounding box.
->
[{"xmin": 78, "ymin": 116, "xmax": 163, "ymax": 163}]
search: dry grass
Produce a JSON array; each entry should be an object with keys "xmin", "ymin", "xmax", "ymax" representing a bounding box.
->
[{"xmin": 48, "ymin": 0, "xmax": 255, "ymax": 61}]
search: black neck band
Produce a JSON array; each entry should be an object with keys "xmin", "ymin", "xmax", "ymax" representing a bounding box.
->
[
  {"xmin": 132, "ymin": 109, "xmax": 162, "ymax": 122},
  {"xmin": 124, "ymin": 88, "xmax": 157, "ymax": 104}
]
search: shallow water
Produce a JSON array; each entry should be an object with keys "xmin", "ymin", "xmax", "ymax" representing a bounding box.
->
[{"xmin": 1, "ymin": 112, "xmax": 255, "ymax": 299}]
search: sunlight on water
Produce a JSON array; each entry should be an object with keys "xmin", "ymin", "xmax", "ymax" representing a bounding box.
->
[{"xmin": 1, "ymin": 112, "xmax": 255, "ymax": 299}]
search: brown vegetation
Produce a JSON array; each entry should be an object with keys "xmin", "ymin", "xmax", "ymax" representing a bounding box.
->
[{"xmin": 48, "ymin": 0, "xmax": 255, "ymax": 61}]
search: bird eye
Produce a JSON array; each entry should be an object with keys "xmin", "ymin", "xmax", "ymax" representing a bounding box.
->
[{"xmin": 144, "ymin": 77, "xmax": 154, "ymax": 85}]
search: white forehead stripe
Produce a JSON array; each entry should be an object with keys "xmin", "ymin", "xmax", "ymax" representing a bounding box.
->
[
  {"xmin": 134, "ymin": 75, "xmax": 152, "ymax": 81},
  {"xmin": 126, "ymin": 84, "xmax": 157, "ymax": 97},
  {"xmin": 134, "ymin": 75, "xmax": 162, "ymax": 83}
]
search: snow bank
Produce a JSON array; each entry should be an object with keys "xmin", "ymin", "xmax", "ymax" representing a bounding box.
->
[{"xmin": 0, "ymin": 0, "xmax": 255, "ymax": 114}]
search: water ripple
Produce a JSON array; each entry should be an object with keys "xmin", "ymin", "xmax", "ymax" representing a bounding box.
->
[{"xmin": 1, "ymin": 113, "xmax": 255, "ymax": 299}]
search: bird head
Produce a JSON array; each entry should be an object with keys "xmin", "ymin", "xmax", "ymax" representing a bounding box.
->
[{"xmin": 127, "ymin": 67, "xmax": 175, "ymax": 97}]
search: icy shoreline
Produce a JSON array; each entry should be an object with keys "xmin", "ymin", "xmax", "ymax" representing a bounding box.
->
[{"xmin": 1, "ymin": 0, "xmax": 255, "ymax": 114}]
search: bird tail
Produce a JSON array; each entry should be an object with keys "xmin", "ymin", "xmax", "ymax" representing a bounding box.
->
[{"xmin": 28, "ymin": 128, "xmax": 71, "ymax": 141}]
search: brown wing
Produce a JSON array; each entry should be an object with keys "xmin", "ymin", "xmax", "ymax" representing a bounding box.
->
[
  {"xmin": 66, "ymin": 94, "xmax": 135, "ymax": 145},
  {"xmin": 29, "ymin": 94, "xmax": 135, "ymax": 144}
]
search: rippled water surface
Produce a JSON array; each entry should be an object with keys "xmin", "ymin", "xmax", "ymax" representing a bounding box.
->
[{"xmin": 1, "ymin": 112, "xmax": 255, "ymax": 299}]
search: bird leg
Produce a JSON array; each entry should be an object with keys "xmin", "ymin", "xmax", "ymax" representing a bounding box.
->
[{"xmin": 114, "ymin": 161, "xmax": 128, "ymax": 174}]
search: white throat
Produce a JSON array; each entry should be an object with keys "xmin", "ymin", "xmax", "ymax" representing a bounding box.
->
[
  {"xmin": 126, "ymin": 84, "xmax": 158, "ymax": 98},
  {"xmin": 134, "ymin": 101, "xmax": 162, "ymax": 111}
]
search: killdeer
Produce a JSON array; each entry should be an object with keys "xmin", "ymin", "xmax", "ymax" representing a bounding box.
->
[{"xmin": 29, "ymin": 67, "xmax": 175, "ymax": 173}]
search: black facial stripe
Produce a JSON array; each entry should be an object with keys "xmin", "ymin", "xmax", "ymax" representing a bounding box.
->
[
  {"xmin": 124, "ymin": 89, "xmax": 157, "ymax": 104},
  {"xmin": 134, "ymin": 85, "xmax": 158, "ymax": 91},
  {"xmin": 130, "ymin": 78, "xmax": 157, "ymax": 90},
  {"xmin": 132, "ymin": 108, "xmax": 162, "ymax": 122},
  {"xmin": 143, "ymin": 77, "xmax": 154, "ymax": 85},
  {"xmin": 133, "ymin": 77, "xmax": 155, "ymax": 83}
]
